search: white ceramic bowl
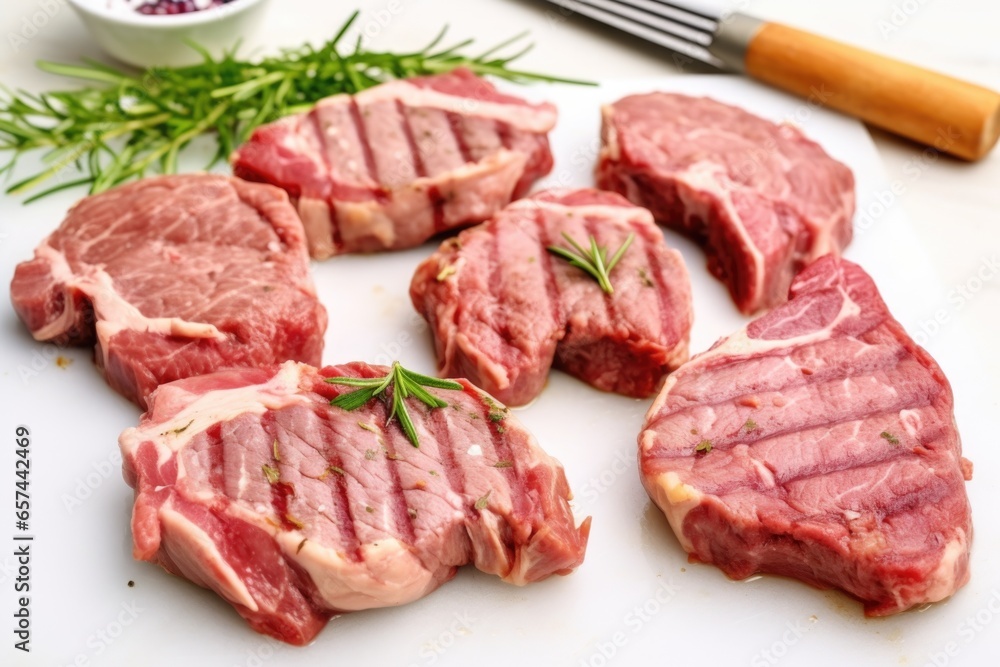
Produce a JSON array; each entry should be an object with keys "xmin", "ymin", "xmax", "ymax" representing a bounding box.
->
[{"xmin": 67, "ymin": 0, "xmax": 272, "ymax": 69}]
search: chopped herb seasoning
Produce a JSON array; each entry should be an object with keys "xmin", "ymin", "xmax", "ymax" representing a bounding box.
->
[
  {"xmin": 436, "ymin": 264, "xmax": 458, "ymax": 281},
  {"xmin": 744, "ymin": 419, "xmax": 758, "ymax": 432},
  {"xmin": 272, "ymin": 439, "xmax": 280, "ymax": 461},
  {"xmin": 638, "ymin": 267, "xmax": 654, "ymax": 287},
  {"xmin": 474, "ymin": 491, "xmax": 491, "ymax": 510},
  {"xmin": 695, "ymin": 439, "xmax": 713, "ymax": 454},
  {"xmin": 365, "ymin": 505, "xmax": 374, "ymax": 513},
  {"xmin": 325, "ymin": 465, "xmax": 346, "ymax": 477},
  {"xmin": 429, "ymin": 470, "xmax": 439, "ymax": 476},
  {"xmin": 166, "ymin": 420, "xmax": 194, "ymax": 436},
  {"xmin": 493, "ymin": 460, "xmax": 513, "ymax": 469},
  {"xmin": 365, "ymin": 448, "xmax": 378, "ymax": 461},
  {"xmin": 880, "ymin": 431, "xmax": 900, "ymax": 445},
  {"xmin": 262, "ymin": 464, "xmax": 280, "ymax": 484}
]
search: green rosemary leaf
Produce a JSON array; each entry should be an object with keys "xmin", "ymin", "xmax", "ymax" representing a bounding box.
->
[
  {"xmin": 327, "ymin": 362, "xmax": 462, "ymax": 447},
  {"xmin": 1, "ymin": 12, "xmax": 592, "ymax": 202},
  {"xmin": 547, "ymin": 232, "xmax": 635, "ymax": 295}
]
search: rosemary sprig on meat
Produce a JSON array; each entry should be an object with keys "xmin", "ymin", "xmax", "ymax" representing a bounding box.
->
[
  {"xmin": 326, "ymin": 362, "xmax": 463, "ymax": 448},
  {"xmin": 547, "ymin": 232, "xmax": 635, "ymax": 294},
  {"xmin": 0, "ymin": 10, "xmax": 591, "ymax": 202}
]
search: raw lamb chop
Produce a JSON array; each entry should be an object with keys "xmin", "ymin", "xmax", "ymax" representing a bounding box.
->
[
  {"xmin": 232, "ymin": 68, "xmax": 556, "ymax": 257},
  {"xmin": 597, "ymin": 92, "xmax": 855, "ymax": 314},
  {"xmin": 10, "ymin": 174, "xmax": 326, "ymax": 408},
  {"xmin": 639, "ymin": 255, "xmax": 972, "ymax": 615},
  {"xmin": 120, "ymin": 361, "xmax": 590, "ymax": 644},
  {"xmin": 410, "ymin": 189, "xmax": 692, "ymax": 406}
]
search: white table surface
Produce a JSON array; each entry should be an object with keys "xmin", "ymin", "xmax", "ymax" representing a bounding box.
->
[{"xmin": 0, "ymin": 0, "xmax": 997, "ymax": 664}]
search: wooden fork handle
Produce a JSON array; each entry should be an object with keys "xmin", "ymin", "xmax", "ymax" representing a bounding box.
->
[{"xmin": 715, "ymin": 15, "xmax": 1000, "ymax": 161}]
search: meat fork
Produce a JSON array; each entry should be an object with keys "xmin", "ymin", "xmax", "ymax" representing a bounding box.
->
[{"xmin": 538, "ymin": 0, "xmax": 1000, "ymax": 161}]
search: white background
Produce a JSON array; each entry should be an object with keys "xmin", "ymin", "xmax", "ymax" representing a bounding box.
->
[{"xmin": 0, "ymin": 1, "xmax": 998, "ymax": 666}]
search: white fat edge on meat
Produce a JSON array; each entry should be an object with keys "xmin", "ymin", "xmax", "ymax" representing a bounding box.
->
[
  {"xmin": 599, "ymin": 104, "xmax": 621, "ymax": 161},
  {"xmin": 917, "ymin": 530, "xmax": 970, "ymax": 605},
  {"xmin": 686, "ymin": 278, "xmax": 863, "ymax": 370},
  {"xmin": 158, "ymin": 504, "xmax": 259, "ymax": 613},
  {"xmin": 31, "ymin": 243, "xmax": 226, "ymax": 371},
  {"xmin": 119, "ymin": 361, "xmax": 312, "ymax": 469},
  {"xmin": 297, "ymin": 198, "xmax": 335, "ymax": 260},
  {"xmin": 275, "ymin": 533, "xmax": 437, "ymax": 611},
  {"xmin": 330, "ymin": 149, "xmax": 526, "ymax": 250},
  {"xmin": 27, "ymin": 239, "xmax": 81, "ymax": 340},
  {"xmin": 342, "ymin": 80, "xmax": 557, "ymax": 134},
  {"xmin": 645, "ymin": 469, "xmax": 703, "ymax": 553},
  {"xmin": 505, "ymin": 196, "xmax": 656, "ymax": 228},
  {"xmin": 675, "ymin": 162, "xmax": 767, "ymax": 308}
]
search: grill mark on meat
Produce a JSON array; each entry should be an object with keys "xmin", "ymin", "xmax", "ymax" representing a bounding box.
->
[
  {"xmin": 309, "ymin": 111, "xmax": 336, "ymax": 182},
  {"xmin": 447, "ymin": 111, "xmax": 474, "ymax": 164},
  {"xmin": 307, "ymin": 114, "xmax": 348, "ymax": 254},
  {"xmin": 205, "ymin": 423, "xmax": 225, "ymax": 493},
  {"xmin": 774, "ymin": 445, "xmax": 916, "ymax": 493},
  {"xmin": 269, "ymin": 477, "xmax": 297, "ymax": 532},
  {"xmin": 397, "ymin": 101, "xmax": 428, "ymax": 179},
  {"xmin": 427, "ymin": 407, "xmax": 469, "ymax": 514},
  {"xmin": 496, "ymin": 121, "xmax": 512, "ymax": 150},
  {"xmin": 471, "ymin": 391, "xmax": 526, "ymax": 517},
  {"xmin": 534, "ymin": 210, "xmax": 565, "ymax": 326},
  {"xmin": 582, "ymin": 215, "xmax": 617, "ymax": 325},
  {"xmin": 398, "ymin": 102, "xmax": 446, "ymax": 233},
  {"xmin": 650, "ymin": 373, "xmax": 939, "ymax": 459},
  {"xmin": 328, "ymin": 202, "xmax": 345, "ymax": 253},
  {"xmin": 317, "ymin": 422, "xmax": 364, "ymax": 561},
  {"xmin": 380, "ymin": 417, "xmax": 418, "ymax": 545},
  {"xmin": 349, "ymin": 100, "xmax": 379, "ymax": 184},
  {"xmin": 632, "ymin": 220, "xmax": 670, "ymax": 342},
  {"xmin": 427, "ymin": 186, "xmax": 447, "ymax": 233},
  {"xmin": 687, "ymin": 447, "xmax": 917, "ymax": 501},
  {"xmin": 651, "ymin": 338, "xmax": 901, "ymax": 421},
  {"xmin": 489, "ymin": 220, "xmax": 510, "ymax": 344}
]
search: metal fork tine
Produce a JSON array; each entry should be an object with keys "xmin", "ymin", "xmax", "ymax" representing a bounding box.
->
[
  {"xmin": 579, "ymin": 0, "xmax": 713, "ymax": 46},
  {"xmin": 644, "ymin": 0, "xmax": 720, "ymax": 24},
  {"xmin": 620, "ymin": 0, "xmax": 718, "ymax": 32},
  {"xmin": 543, "ymin": 0, "xmax": 723, "ymax": 67}
]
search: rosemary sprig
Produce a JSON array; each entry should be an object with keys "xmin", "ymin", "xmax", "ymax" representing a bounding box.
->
[
  {"xmin": 0, "ymin": 10, "xmax": 593, "ymax": 202},
  {"xmin": 326, "ymin": 362, "xmax": 463, "ymax": 448},
  {"xmin": 547, "ymin": 232, "xmax": 635, "ymax": 294}
]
